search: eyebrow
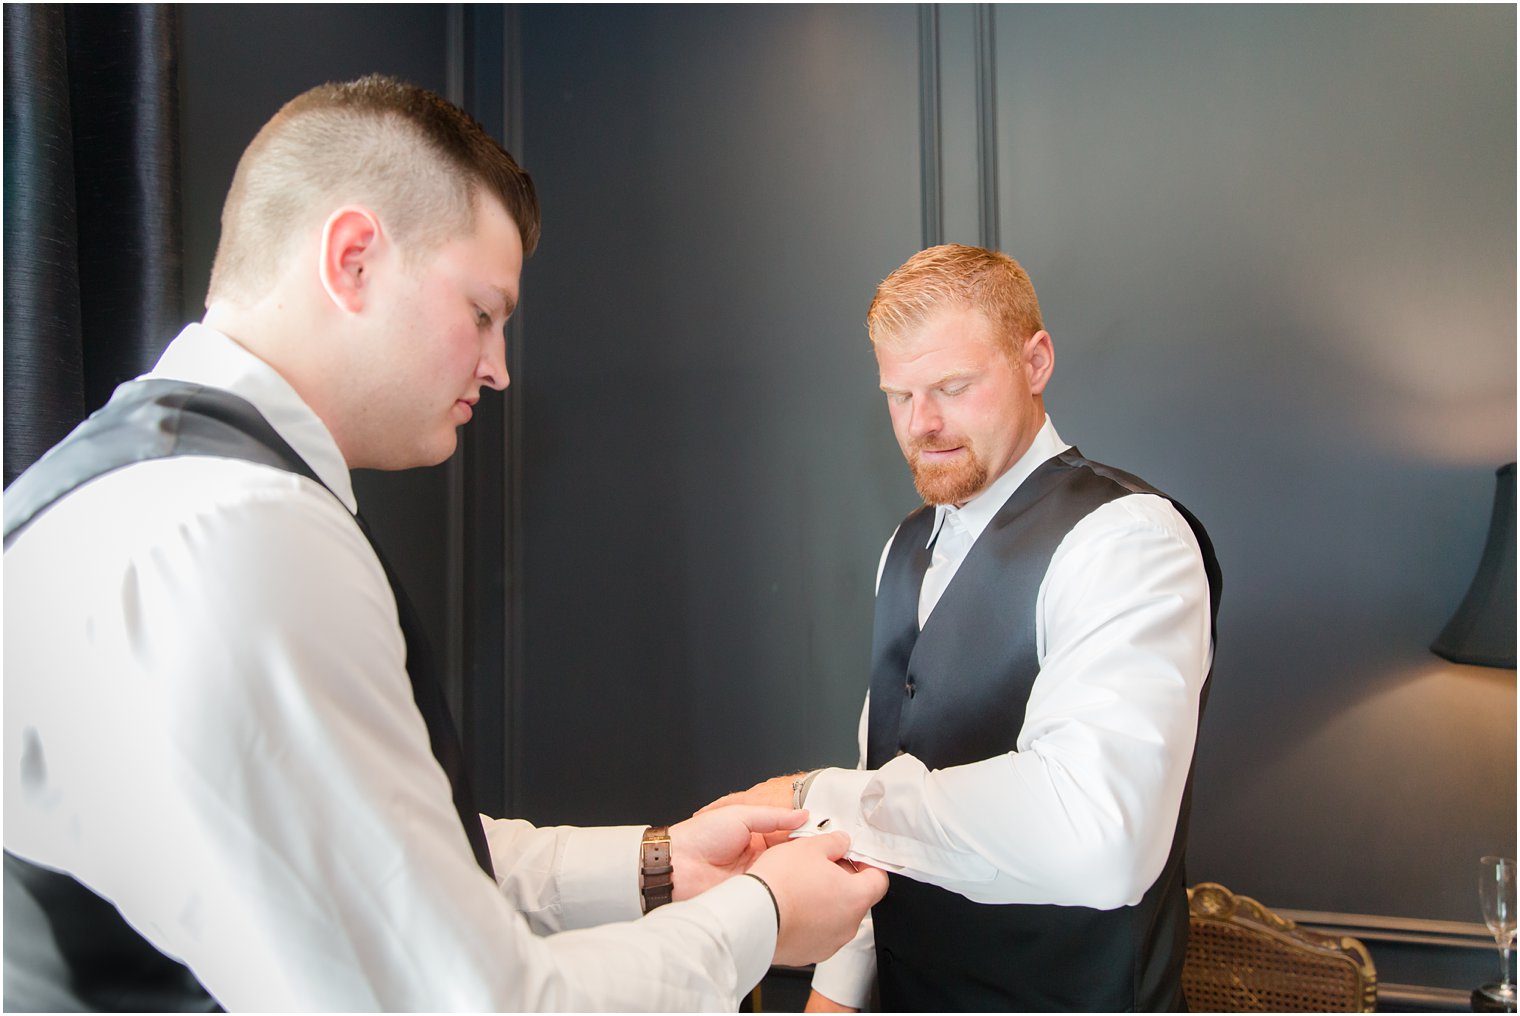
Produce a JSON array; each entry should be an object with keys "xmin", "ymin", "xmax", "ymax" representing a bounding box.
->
[{"xmin": 491, "ymin": 285, "xmax": 518, "ymax": 317}]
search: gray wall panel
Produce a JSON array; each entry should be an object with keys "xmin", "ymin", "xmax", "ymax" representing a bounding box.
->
[
  {"xmin": 993, "ymin": 4, "xmax": 1516, "ymax": 925},
  {"xmin": 517, "ymin": 5, "xmax": 922, "ymax": 824}
]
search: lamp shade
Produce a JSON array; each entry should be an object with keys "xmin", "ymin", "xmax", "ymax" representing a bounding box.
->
[{"xmin": 1431, "ymin": 463, "xmax": 1516, "ymax": 668}]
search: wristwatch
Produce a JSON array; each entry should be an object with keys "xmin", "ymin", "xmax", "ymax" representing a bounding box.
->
[
  {"xmin": 792, "ymin": 770, "xmax": 820, "ymax": 809},
  {"xmin": 639, "ymin": 825, "xmax": 673, "ymax": 913}
]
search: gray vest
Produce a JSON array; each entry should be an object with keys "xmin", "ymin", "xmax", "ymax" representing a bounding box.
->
[
  {"xmin": 3, "ymin": 379, "xmax": 493, "ymax": 1011},
  {"xmin": 867, "ymin": 448, "xmax": 1220, "ymax": 1012}
]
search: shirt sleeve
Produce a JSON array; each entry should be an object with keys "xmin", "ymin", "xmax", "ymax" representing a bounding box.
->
[
  {"xmin": 482, "ymin": 818, "xmax": 649, "ymax": 933},
  {"xmin": 3, "ymin": 460, "xmax": 776, "ymax": 1011},
  {"xmin": 808, "ymin": 696, "xmax": 877, "ymax": 1008},
  {"xmin": 803, "ymin": 493, "xmax": 1212, "ymax": 908}
]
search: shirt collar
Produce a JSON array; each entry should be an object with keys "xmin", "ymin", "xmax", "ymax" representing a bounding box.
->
[
  {"xmin": 926, "ymin": 415, "xmax": 1070, "ymax": 548},
  {"xmin": 146, "ymin": 323, "xmax": 358, "ymax": 513}
]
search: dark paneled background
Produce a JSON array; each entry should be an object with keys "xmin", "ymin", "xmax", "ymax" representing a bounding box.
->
[
  {"xmin": 174, "ymin": 4, "xmax": 1514, "ymax": 1005},
  {"xmin": 989, "ymin": 3, "xmax": 1516, "ymax": 916},
  {"xmin": 515, "ymin": 4, "xmax": 922, "ymax": 823}
]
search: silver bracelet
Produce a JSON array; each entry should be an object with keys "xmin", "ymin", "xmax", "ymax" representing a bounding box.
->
[{"xmin": 792, "ymin": 770, "xmax": 820, "ymax": 808}]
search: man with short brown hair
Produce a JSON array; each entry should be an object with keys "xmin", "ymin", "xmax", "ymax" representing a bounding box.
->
[
  {"xmin": 4, "ymin": 75, "xmax": 884, "ymax": 1011},
  {"xmin": 710, "ymin": 243, "xmax": 1220, "ymax": 1011}
]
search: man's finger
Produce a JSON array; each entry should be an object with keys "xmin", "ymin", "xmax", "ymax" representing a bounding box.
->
[
  {"xmin": 713, "ymin": 804, "xmax": 808, "ymax": 833},
  {"xmin": 807, "ymin": 830, "xmax": 853, "ymax": 861},
  {"xmin": 761, "ymin": 828, "xmax": 795, "ymax": 847},
  {"xmin": 696, "ymin": 789, "xmax": 767, "ymax": 815}
]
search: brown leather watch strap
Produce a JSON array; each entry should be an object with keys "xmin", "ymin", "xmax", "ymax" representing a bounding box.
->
[{"xmin": 639, "ymin": 825, "xmax": 673, "ymax": 913}]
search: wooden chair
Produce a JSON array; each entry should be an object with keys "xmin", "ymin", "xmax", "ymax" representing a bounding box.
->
[{"xmin": 1183, "ymin": 882, "xmax": 1377, "ymax": 1012}]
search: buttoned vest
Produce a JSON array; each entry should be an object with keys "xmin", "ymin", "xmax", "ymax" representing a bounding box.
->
[
  {"xmin": 866, "ymin": 448, "xmax": 1221, "ymax": 1012},
  {"xmin": 3, "ymin": 380, "xmax": 493, "ymax": 1011}
]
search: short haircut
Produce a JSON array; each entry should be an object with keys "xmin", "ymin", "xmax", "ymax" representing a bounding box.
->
[
  {"xmin": 867, "ymin": 244, "xmax": 1044, "ymax": 357},
  {"xmin": 207, "ymin": 74, "xmax": 540, "ymax": 305}
]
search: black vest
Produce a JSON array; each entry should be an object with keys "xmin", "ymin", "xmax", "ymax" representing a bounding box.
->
[
  {"xmin": 3, "ymin": 379, "xmax": 494, "ymax": 1012},
  {"xmin": 866, "ymin": 448, "xmax": 1221, "ymax": 1012}
]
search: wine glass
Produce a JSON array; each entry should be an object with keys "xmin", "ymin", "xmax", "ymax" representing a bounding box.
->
[{"xmin": 1479, "ymin": 856, "xmax": 1517, "ymax": 1005}]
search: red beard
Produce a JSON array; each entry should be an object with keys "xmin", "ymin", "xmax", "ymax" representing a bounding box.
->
[{"xmin": 907, "ymin": 437, "xmax": 989, "ymax": 506}]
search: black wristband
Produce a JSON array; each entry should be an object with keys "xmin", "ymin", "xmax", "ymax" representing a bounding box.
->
[{"xmin": 743, "ymin": 872, "xmax": 781, "ymax": 932}]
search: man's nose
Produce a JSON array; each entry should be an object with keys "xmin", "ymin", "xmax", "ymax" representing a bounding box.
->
[
  {"xmin": 479, "ymin": 332, "xmax": 509, "ymax": 391},
  {"xmin": 907, "ymin": 396, "xmax": 940, "ymax": 437}
]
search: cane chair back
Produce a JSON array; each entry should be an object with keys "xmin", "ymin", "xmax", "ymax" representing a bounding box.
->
[{"xmin": 1183, "ymin": 882, "xmax": 1377, "ymax": 1012}]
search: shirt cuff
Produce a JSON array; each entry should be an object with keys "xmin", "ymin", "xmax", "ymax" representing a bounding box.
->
[
  {"xmin": 798, "ymin": 761, "xmax": 999, "ymax": 883},
  {"xmin": 799, "ymin": 768, "xmax": 875, "ymax": 837},
  {"xmin": 558, "ymin": 824, "xmax": 646, "ymax": 926},
  {"xmin": 798, "ymin": 767, "xmax": 894, "ymax": 869}
]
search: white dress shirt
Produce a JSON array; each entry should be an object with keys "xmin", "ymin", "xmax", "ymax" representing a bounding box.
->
[
  {"xmin": 809, "ymin": 416, "xmax": 1213, "ymax": 1008},
  {"xmin": 4, "ymin": 324, "xmax": 776, "ymax": 1011}
]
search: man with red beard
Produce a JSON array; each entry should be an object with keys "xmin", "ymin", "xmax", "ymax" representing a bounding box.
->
[{"xmin": 707, "ymin": 244, "xmax": 1221, "ymax": 1011}]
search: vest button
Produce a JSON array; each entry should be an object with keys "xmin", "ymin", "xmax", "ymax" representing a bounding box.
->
[{"xmin": 905, "ymin": 679, "xmax": 915, "ymax": 698}]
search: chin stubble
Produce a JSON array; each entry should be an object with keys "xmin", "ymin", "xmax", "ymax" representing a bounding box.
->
[{"xmin": 908, "ymin": 442, "xmax": 989, "ymax": 505}]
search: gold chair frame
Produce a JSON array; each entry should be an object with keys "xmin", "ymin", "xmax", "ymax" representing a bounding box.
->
[{"xmin": 1183, "ymin": 882, "xmax": 1378, "ymax": 1012}]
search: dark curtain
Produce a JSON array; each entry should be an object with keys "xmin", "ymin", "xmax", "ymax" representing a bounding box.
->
[{"xmin": 3, "ymin": 4, "xmax": 183, "ymax": 487}]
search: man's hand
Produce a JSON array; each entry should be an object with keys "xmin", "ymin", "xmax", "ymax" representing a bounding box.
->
[
  {"xmin": 805, "ymin": 989, "xmax": 859, "ymax": 1013},
  {"xmin": 698, "ymin": 772, "xmax": 805, "ymax": 814},
  {"xmin": 747, "ymin": 831, "xmax": 887, "ymax": 968},
  {"xmin": 668, "ymin": 805, "xmax": 808, "ymax": 900}
]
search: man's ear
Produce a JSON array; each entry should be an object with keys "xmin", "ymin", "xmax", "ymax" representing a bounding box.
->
[
  {"xmin": 1024, "ymin": 330, "xmax": 1054, "ymax": 396},
  {"xmin": 318, "ymin": 207, "xmax": 383, "ymax": 314}
]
